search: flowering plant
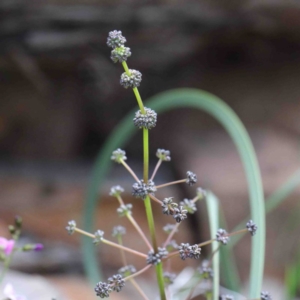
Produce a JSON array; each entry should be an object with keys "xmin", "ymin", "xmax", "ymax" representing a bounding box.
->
[
  {"xmin": 65, "ymin": 31, "xmax": 272, "ymax": 300},
  {"xmin": 0, "ymin": 217, "xmax": 43, "ymax": 300}
]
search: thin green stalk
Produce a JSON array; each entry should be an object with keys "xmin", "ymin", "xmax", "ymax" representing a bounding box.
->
[
  {"xmin": 206, "ymin": 293, "xmax": 213, "ymax": 300},
  {"xmin": 122, "ymin": 61, "xmax": 130, "ymax": 74},
  {"xmin": 130, "ymin": 72, "xmax": 165, "ymax": 298},
  {"xmin": 143, "ymin": 128, "xmax": 149, "ymax": 182},
  {"xmin": 122, "ymin": 61, "xmax": 145, "ymax": 113},
  {"xmin": 133, "ymin": 87, "xmax": 146, "ymax": 114},
  {"xmin": 0, "ymin": 254, "xmax": 13, "ymax": 283},
  {"xmin": 155, "ymin": 262, "xmax": 166, "ymax": 300}
]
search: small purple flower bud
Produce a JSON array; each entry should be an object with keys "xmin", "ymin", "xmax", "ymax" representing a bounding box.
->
[{"xmin": 34, "ymin": 243, "xmax": 44, "ymax": 251}]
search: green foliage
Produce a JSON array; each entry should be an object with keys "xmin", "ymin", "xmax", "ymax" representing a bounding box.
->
[{"xmin": 285, "ymin": 250, "xmax": 300, "ymax": 299}]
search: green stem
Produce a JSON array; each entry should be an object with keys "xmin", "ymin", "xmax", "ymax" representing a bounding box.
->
[
  {"xmin": 0, "ymin": 247, "xmax": 17, "ymax": 284},
  {"xmin": 133, "ymin": 88, "xmax": 146, "ymax": 114},
  {"xmin": 155, "ymin": 263, "xmax": 166, "ymax": 300},
  {"xmin": 143, "ymin": 128, "xmax": 149, "ymax": 181},
  {"xmin": 140, "ymin": 99, "xmax": 165, "ymax": 299},
  {"xmin": 122, "ymin": 61, "xmax": 130, "ymax": 74},
  {"xmin": 121, "ymin": 61, "xmax": 145, "ymax": 113},
  {"xmin": 144, "ymin": 196, "xmax": 158, "ymax": 251},
  {"xmin": 0, "ymin": 255, "xmax": 12, "ymax": 283},
  {"xmin": 206, "ymin": 292, "xmax": 213, "ymax": 300}
]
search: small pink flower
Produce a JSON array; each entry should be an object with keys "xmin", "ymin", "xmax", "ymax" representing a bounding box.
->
[
  {"xmin": 33, "ymin": 243, "xmax": 44, "ymax": 251},
  {"xmin": 3, "ymin": 283, "xmax": 27, "ymax": 300},
  {"xmin": 0, "ymin": 237, "xmax": 15, "ymax": 255}
]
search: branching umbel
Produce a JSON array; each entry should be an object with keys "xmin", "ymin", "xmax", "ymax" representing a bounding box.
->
[{"xmin": 65, "ymin": 31, "xmax": 271, "ymax": 300}]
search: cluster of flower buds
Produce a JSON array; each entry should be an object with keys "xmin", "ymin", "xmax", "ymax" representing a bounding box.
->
[
  {"xmin": 146, "ymin": 247, "xmax": 169, "ymax": 265},
  {"xmin": 178, "ymin": 243, "xmax": 201, "ymax": 260},
  {"xmin": 0, "ymin": 216, "xmax": 43, "ymax": 262},
  {"xmin": 94, "ymin": 274, "xmax": 125, "ymax": 298},
  {"xmin": 107, "ymin": 30, "xmax": 130, "ymax": 62},
  {"xmin": 132, "ymin": 179, "xmax": 156, "ymax": 199}
]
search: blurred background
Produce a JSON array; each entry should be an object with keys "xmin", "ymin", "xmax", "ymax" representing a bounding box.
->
[{"xmin": 1, "ymin": 0, "xmax": 300, "ymax": 299}]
